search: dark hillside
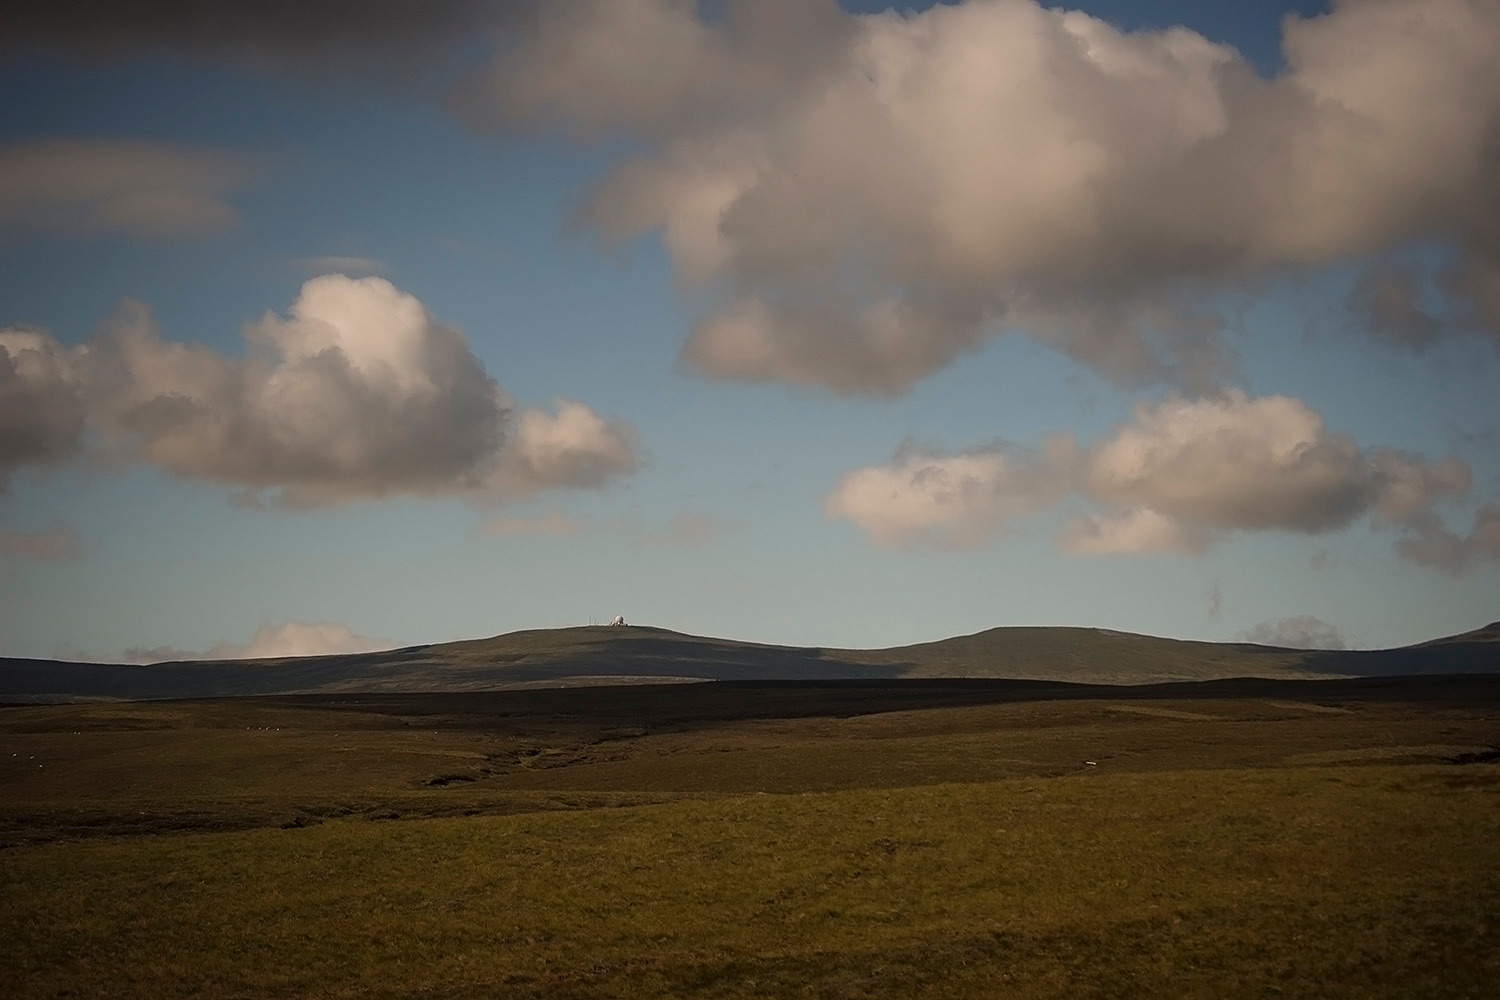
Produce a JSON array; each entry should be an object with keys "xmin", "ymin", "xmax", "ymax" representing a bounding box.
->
[
  {"xmin": 2, "ymin": 620, "xmax": 1496, "ymax": 702},
  {"xmin": 844, "ymin": 626, "xmax": 1310, "ymax": 684}
]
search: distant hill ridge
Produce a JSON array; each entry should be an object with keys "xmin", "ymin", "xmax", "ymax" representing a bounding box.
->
[{"xmin": 2, "ymin": 621, "xmax": 1497, "ymax": 703}]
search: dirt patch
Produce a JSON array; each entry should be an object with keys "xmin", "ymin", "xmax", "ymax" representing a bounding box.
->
[
  {"xmin": 1262, "ymin": 700, "xmax": 1351, "ymax": 715},
  {"xmin": 425, "ymin": 773, "xmax": 479, "ymax": 787},
  {"xmin": 600, "ymin": 727, "xmax": 649, "ymax": 741},
  {"xmin": 1448, "ymin": 747, "xmax": 1500, "ymax": 765},
  {"xmin": 1285, "ymin": 744, "xmax": 1494, "ymax": 765},
  {"xmin": 1104, "ymin": 705, "xmax": 1220, "ymax": 722}
]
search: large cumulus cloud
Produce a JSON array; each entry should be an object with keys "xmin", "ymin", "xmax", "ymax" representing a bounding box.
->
[
  {"xmin": 828, "ymin": 390, "xmax": 1485, "ymax": 571},
  {"xmin": 467, "ymin": 0, "xmax": 1500, "ymax": 394},
  {"xmin": 1, "ymin": 275, "xmax": 638, "ymax": 507},
  {"xmin": 87, "ymin": 275, "xmax": 508, "ymax": 505},
  {"xmin": 1080, "ymin": 393, "xmax": 1471, "ymax": 534}
]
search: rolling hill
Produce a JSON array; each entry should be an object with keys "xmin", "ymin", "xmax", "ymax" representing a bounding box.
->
[{"xmin": 2, "ymin": 620, "xmax": 1497, "ymax": 702}]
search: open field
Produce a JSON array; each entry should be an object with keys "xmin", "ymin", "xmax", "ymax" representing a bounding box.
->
[{"xmin": 3, "ymin": 675, "xmax": 1498, "ymax": 997}]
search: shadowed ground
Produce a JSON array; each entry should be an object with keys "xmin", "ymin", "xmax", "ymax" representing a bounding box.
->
[{"xmin": 3, "ymin": 673, "xmax": 1496, "ymax": 839}]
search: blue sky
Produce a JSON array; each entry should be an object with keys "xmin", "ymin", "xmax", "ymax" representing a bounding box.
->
[{"xmin": 1, "ymin": 0, "xmax": 1496, "ymax": 662}]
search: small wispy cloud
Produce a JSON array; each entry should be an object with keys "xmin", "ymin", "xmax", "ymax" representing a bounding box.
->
[
  {"xmin": 286, "ymin": 255, "xmax": 386, "ymax": 276},
  {"xmin": 483, "ymin": 509, "xmax": 589, "ymax": 537},
  {"xmin": 0, "ymin": 522, "xmax": 79, "ymax": 560},
  {"xmin": 634, "ymin": 509, "xmax": 740, "ymax": 549},
  {"xmin": 0, "ymin": 137, "xmax": 256, "ymax": 238},
  {"xmin": 124, "ymin": 620, "xmax": 388, "ymax": 663},
  {"xmin": 1394, "ymin": 506, "xmax": 1500, "ymax": 576},
  {"xmin": 1238, "ymin": 615, "xmax": 1348, "ymax": 650}
]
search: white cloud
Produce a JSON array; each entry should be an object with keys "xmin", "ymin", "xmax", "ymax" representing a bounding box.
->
[
  {"xmin": 125, "ymin": 620, "xmax": 388, "ymax": 664},
  {"xmin": 1395, "ymin": 504, "xmax": 1500, "ymax": 575},
  {"xmin": 1368, "ymin": 450, "xmax": 1473, "ymax": 525},
  {"xmin": 1239, "ymin": 615, "xmax": 1348, "ymax": 650},
  {"xmin": 828, "ymin": 389, "xmax": 1479, "ymax": 565},
  {"xmin": 0, "ymin": 276, "xmax": 639, "ymax": 507},
  {"xmin": 1057, "ymin": 507, "xmax": 1208, "ymax": 555},
  {"xmin": 0, "ymin": 331, "xmax": 87, "ymax": 564},
  {"xmin": 824, "ymin": 437, "xmax": 1073, "ymax": 548},
  {"xmin": 0, "ymin": 138, "xmax": 254, "ymax": 238},
  {"xmin": 84, "ymin": 276, "xmax": 509, "ymax": 505},
  {"xmin": 682, "ymin": 294, "xmax": 991, "ymax": 397},
  {"xmin": 462, "ymin": 0, "xmax": 740, "ymax": 135},
  {"xmin": 1075, "ymin": 393, "xmax": 1475, "ymax": 551},
  {"xmin": 485, "ymin": 399, "xmax": 639, "ymax": 501},
  {"xmin": 91, "ymin": 276, "xmax": 637, "ymax": 505},
  {"xmin": 0, "ymin": 327, "xmax": 86, "ymax": 488},
  {"xmin": 469, "ymin": 0, "xmax": 1500, "ymax": 393},
  {"xmin": 1085, "ymin": 392, "xmax": 1379, "ymax": 534}
]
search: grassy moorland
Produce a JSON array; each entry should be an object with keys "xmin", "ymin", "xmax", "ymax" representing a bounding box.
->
[{"xmin": 2, "ymin": 676, "xmax": 1498, "ymax": 998}]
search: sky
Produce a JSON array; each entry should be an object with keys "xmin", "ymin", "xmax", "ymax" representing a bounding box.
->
[{"xmin": 1, "ymin": 0, "xmax": 1497, "ymax": 662}]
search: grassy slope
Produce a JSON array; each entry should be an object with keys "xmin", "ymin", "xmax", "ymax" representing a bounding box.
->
[
  {"xmin": 421, "ymin": 624, "xmax": 1327, "ymax": 684},
  {"xmin": 8, "ymin": 620, "xmax": 1499, "ymax": 701},
  {"xmin": 842, "ymin": 626, "xmax": 1309, "ymax": 683}
]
